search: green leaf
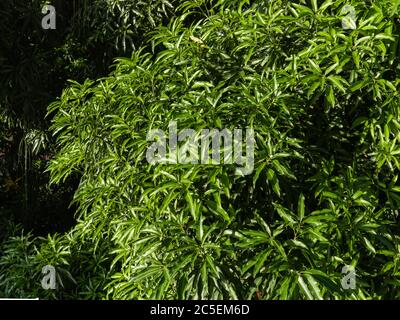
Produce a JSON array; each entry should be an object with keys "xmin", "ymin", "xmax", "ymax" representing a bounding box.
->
[
  {"xmin": 267, "ymin": 169, "xmax": 281, "ymax": 197},
  {"xmin": 298, "ymin": 275, "xmax": 314, "ymax": 300},
  {"xmin": 363, "ymin": 237, "xmax": 376, "ymax": 254},
  {"xmin": 305, "ymin": 274, "xmax": 323, "ymax": 300},
  {"xmin": 298, "ymin": 193, "xmax": 305, "ymax": 221},
  {"xmin": 326, "ymin": 85, "xmax": 335, "ymax": 107},
  {"xmin": 328, "ymin": 76, "xmax": 347, "ymax": 93},
  {"xmin": 375, "ymin": 34, "xmax": 395, "ymax": 41},
  {"xmin": 350, "ymin": 79, "xmax": 369, "ymax": 92}
]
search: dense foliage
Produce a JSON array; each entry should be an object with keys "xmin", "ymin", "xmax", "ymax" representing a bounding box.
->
[
  {"xmin": 0, "ymin": 0, "xmax": 177, "ymax": 233},
  {"xmin": 2, "ymin": 0, "xmax": 400, "ymax": 300}
]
